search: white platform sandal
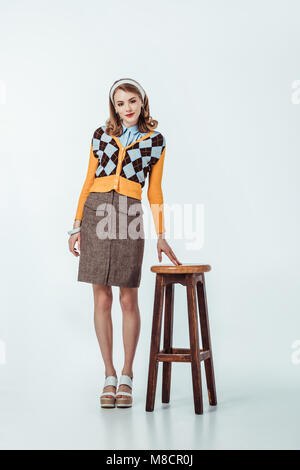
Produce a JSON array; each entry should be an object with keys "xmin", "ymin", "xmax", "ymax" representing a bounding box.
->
[
  {"xmin": 116, "ymin": 375, "xmax": 133, "ymax": 408},
  {"xmin": 100, "ymin": 375, "xmax": 118, "ymax": 408}
]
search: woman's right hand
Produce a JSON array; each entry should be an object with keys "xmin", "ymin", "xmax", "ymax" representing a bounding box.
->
[{"xmin": 69, "ymin": 232, "xmax": 81, "ymax": 257}]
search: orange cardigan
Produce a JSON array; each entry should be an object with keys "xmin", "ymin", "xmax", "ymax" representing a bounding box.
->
[{"xmin": 75, "ymin": 126, "xmax": 166, "ymax": 234}]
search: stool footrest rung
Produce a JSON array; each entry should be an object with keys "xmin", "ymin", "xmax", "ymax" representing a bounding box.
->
[{"xmin": 156, "ymin": 347, "xmax": 211, "ymax": 363}]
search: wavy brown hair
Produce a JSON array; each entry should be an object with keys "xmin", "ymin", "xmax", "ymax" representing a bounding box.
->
[{"xmin": 105, "ymin": 79, "xmax": 158, "ymax": 136}]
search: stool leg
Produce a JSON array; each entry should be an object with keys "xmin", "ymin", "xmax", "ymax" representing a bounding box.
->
[
  {"xmin": 196, "ymin": 274, "xmax": 217, "ymax": 406},
  {"xmin": 186, "ymin": 275, "xmax": 203, "ymax": 415},
  {"xmin": 162, "ymin": 283, "xmax": 174, "ymax": 403},
  {"xmin": 146, "ymin": 274, "xmax": 165, "ymax": 412}
]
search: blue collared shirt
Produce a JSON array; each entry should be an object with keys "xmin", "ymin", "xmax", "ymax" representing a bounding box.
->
[{"xmin": 119, "ymin": 122, "xmax": 148, "ymax": 148}]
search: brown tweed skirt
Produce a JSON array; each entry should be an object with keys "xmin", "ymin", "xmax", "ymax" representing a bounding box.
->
[{"xmin": 78, "ymin": 190, "xmax": 145, "ymax": 288}]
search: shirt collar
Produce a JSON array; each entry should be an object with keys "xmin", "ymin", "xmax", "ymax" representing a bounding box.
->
[{"xmin": 122, "ymin": 122, "xmax": 139, "ymax": 134}]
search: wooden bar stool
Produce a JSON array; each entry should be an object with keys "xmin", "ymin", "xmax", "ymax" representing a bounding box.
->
[{"xmin": 145, "ymin": 263, "xmax": 217, "ymax": 415}]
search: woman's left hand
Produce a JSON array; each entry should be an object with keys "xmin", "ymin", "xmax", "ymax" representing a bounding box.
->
[{"xmin": 157, "ymin": 238, "xmax": 182, "ymax": 265}]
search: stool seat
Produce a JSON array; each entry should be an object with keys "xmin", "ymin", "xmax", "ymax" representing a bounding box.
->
[{"xmin": 151, "ymin": 263, "xmax": 211, "ymax": 274}]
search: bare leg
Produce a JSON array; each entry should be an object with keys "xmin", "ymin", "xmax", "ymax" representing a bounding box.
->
[
  {"xmin": 93, "ymin": 284, "xmax": 116, "ymax": 398},
  {"xmin": 116, "ymin": 287, "xmax": 140, "ymax": 398}
]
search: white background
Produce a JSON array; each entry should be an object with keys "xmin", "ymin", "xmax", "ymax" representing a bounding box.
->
[{"xmin": 0, "ymin": 0, "xmax": 299, "ymax": 450}]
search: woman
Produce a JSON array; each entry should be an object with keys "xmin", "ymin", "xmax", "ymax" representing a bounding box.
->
[{"xmin": 68, "ymin": 78, "xmax": 181, "ymax": 409}]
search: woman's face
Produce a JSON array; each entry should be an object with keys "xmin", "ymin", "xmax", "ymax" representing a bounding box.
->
[{"xmin": 114, "ymin": 89, "xmax": 143, "ymax": 127}]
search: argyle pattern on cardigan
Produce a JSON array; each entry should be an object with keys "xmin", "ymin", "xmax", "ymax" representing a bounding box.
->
[{"xmin": 91, "ymin": 125, "xmax": 166, "ymax": 188}]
